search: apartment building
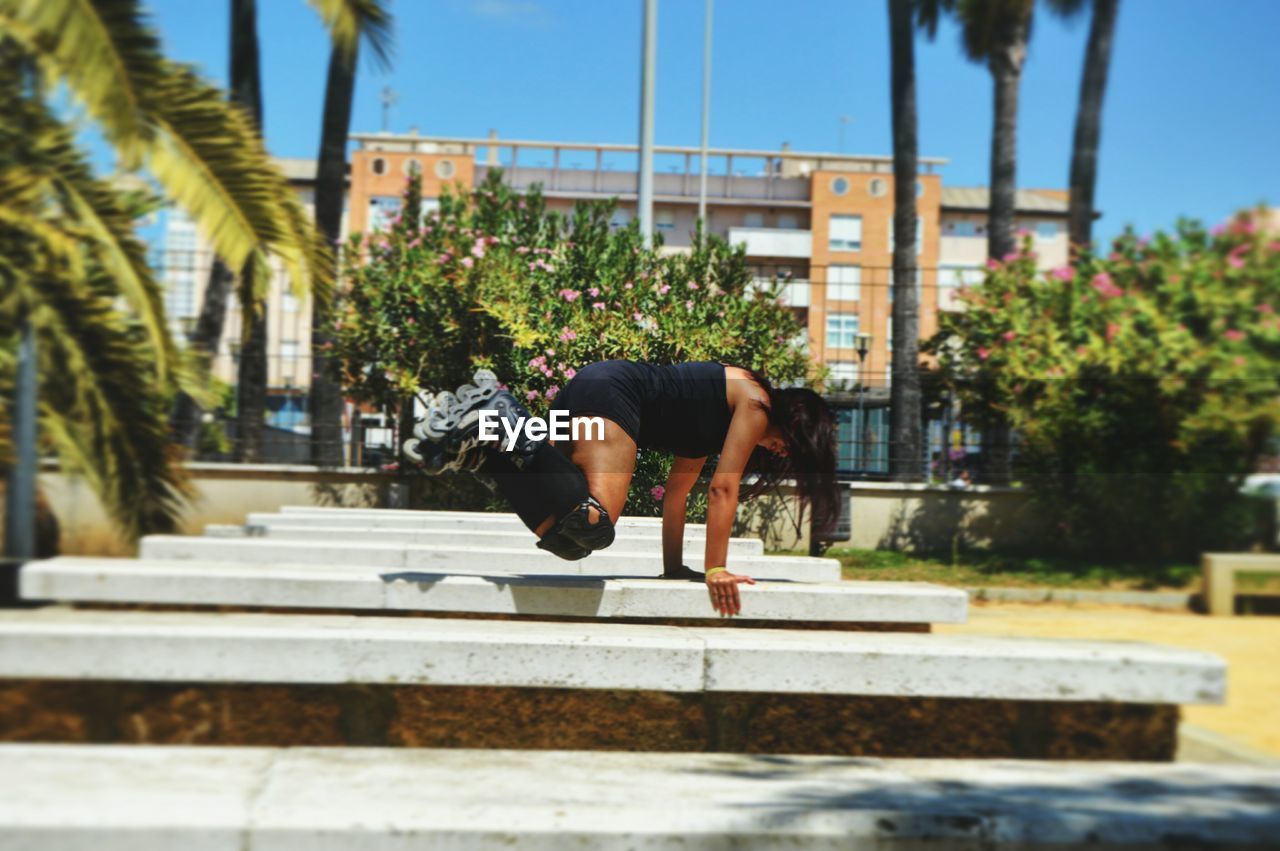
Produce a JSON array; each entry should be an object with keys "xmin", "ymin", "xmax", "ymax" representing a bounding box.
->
[{"xmin": 157, "ymin": 132, "xmax": 1070, "ymax": 424}]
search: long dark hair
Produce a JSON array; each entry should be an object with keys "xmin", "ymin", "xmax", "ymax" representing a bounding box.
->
[{"xmin": 738, "ymin": 368, "xmax": 840, "ymax": 535}]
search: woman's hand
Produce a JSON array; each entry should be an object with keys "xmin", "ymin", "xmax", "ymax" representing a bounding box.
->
[{"xmin": 706, "ymin": 568, "xmax": 755, "ymax": 616}]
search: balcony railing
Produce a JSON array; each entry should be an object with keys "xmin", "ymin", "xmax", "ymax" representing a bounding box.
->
[{"xmin": 729, "ymin": 227, "xmax": 813, "ymax": 259}]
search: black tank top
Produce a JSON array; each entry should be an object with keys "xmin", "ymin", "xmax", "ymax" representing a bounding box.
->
[{"xmin": 634, "ymin": 361, "xmax": 731, "ymax": 457}]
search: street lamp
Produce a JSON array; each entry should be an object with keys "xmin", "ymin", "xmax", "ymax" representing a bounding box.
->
[{"xmin": 855, "ymin": 332, "xmax": 872, "ymax": 473}]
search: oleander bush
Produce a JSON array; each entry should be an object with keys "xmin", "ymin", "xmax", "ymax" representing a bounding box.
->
[
  {"xmin": 328, "ymin": 170, "xmax": 813, "ymax": 516},
  {"xmin": 929, "ymin": 209, "xmax": 1280, "ymax": 563}
]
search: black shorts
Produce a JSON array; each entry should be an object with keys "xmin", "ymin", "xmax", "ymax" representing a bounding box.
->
[{"xmin": 552, "ymin": 360, "xmax": 647, "ymax": 445}]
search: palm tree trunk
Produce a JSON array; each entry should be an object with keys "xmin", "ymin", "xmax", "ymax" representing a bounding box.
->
[
  {"xmin": 887, "ymin": 0, "xmax": 922, "ymax": 482},
  {"xmin": 1067, "ymin": 0, "xmax": 1120, "ymax": 255},
  {"xmin": 308, "ymin": 44, "xmax": 357, "ymax": 467},
  {"xmin": 230, "ymin": 0, "xmax": 267, "ymax": 462},
  {"xmin": 983, "ymin": 15, "xmax": 1029, "ymax": 485}
]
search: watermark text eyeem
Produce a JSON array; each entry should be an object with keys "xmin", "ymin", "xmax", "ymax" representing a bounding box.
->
[{"xmin": 477, "ymin": 411, "xmax": 604, "ymax": 450}]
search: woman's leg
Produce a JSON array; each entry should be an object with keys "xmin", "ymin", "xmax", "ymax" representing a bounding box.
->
[{"xmin": 535, "ymin": 417, "xmax": 637, "ymax": 536}]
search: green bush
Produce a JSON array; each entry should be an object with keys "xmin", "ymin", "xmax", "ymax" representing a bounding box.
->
[
  {"xmin": 328, "ymin": 171, "xmax": 813, "ymax": 515},
  {"xmin": 929, "ymin": 210, "xmax": 1280, "ymax": 564}
]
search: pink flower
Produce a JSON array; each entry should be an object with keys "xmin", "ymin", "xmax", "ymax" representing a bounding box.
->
[
  {"xmin": 1075, "ymin": 346, "xmax": 1088, "ymax": 356},
  {"xmin": 471, "ymin": 239, "xmax": 486, "ymax": 259},
  {"xmin": 658, "ymin": 284, "xmax": 671, "ymax": 295},
  {"xmin": 1224, "ymin": 329, "xmax": 1245, "ymax": 342},
  {"xmin": 1234, "ymin": 356, "xmax": 1247, "ymax": 367},
  {"xmin": 685, "ymin": 300, "xmax": 694, "ymax": 311},
  {"xmin": 525, "ymin": 390, "xmax": 539, "ymax": 402},
  {"xmin": 624, "ymin": 281, "xmax": 634, "ymax": 290},
  {"xmin": 1210, "ymin": 224, "xmax": 1227, "ymax": 237},
  {"xmin": 487, "ymin": 235, "xmax": 500, "ymax": 245},
  {"xmin": 1258, "ymin": 304, "xmax": 1274, "ymax": 314},
  {"xmin": 1227, "ymin": 244, "xmax": 1248, "ymax": 270},
  {"xmin": 460, "ymin": 256, "xmax": 474, "ymax": 269},
  {"xmin": 688, "ymin": 281, "xmax": 700, "ymax": 290},
  {"xmin": 1106, "ymin": 322, "xmax": 1120, "ymax": 342},
  {"xmin": 977, "ymin": 347, "xmax": 991, "ymax": 360},
  {"xmin": 528, "ymin": 355, "xmax": 546, "ymax": 368},
  {"xmin": 559, "ymin": 327, "xmax": 577, "ymax": 342},
  {"xmin": 1091, "ymin": 272, "xmax": 1123, "ymax": 300},
  {"xmin": 588, "ymin": 287, "xmax": 600, "ymax": 297},
  {"xmin": 564, "ymin": 368, "xmax": 576, "ymax": 380},
  {"xmin": 1002, "ymin": 331, "xmax": 1016, "ymax": 342},
  {"xmin": 546, "ymin": 349, "xmax": 556, "ymax": 356},
  {"xmin": 986, "ymin": 258, "xmax": 1001, "ymax": 270},
  {"xmin": 545, "ymin": 385, "xmax": 560, "ymax": 400},
  {"xmin": 592, "ymin": 302, "xmax": 606, "ymax": 311},
  {"xmin": 633, "ymin": 312, "xmax": 644, "ymax": 321},
  {"xmin": 650, "ymin": 485, "xmax": 666, "ymax": 502},
  {"xmin": 516, "ymin": 246, "xmax": 530, "ymax": 255},
  {"xmin": 1001, "ymin": 251, "xmax": 1020, "ymax": 263},
  {"xmin": 334, "ymin": 321, "xmax": 343, "ymax": 331},
  {"xmin": 405, "ymin": 317, "xmax": 415, "ymax": 326},
  {"xmin": 560, "ymin": 289, "xmax": 580, "ymax": 302},
  {"xmin": 1050, "ymin": 266, "xmax": 1074, "ymax": 282}
]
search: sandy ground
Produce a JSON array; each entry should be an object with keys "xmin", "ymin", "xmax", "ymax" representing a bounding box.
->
[{"xmin": 936, "ymin": 602, "xmax": 1280, "ymax": 758}]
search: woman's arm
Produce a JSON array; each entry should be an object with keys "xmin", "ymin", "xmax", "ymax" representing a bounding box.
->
[
  {"xmin": 661, "ymin": 455, "xmax": 706, "ymax": 575},
  {"xmin": 703, "ymin": 404, "xmax": 769, "ymax": 614}
]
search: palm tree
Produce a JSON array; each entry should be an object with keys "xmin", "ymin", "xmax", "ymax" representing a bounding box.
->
[
  {"xmin": 0, "ymin": 0, "xmax": 330, "ymax": 537},
  {"xmin": 1066, "ymin": 0, "xmax": 1119, "ymax": 253},
  {"xmin": 307, "ymin": 0, "xmax": 391, "ymax": 467},
  {"xmin": 886, "ymin": 0, "xmax": 924, "ymax": 482}
]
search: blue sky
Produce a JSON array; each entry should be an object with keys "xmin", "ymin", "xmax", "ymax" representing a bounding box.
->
[{"xmin": 139, "ymin": 0, "xmax": 1278, "ymax": 242}]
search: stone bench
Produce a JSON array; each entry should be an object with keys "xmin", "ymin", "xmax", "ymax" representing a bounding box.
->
[
  {"xmin": 20, "ymin": 557, "xmax": 967, "ymax": 626},
  {"xmin": 0, "ymin": 608, "xmax": 1224, "ymax": 758},
  {"xmin": 4, "ymin": 745, "xmax": 1277, "ymax": 848},
  {"xmin": 219, "ymin": 521, "xmax": 766, "ymax": 556},
  {"xmin": 246, "ymin": 510, "xmax": 716, "ymax": 538},
  {"xmin": 1202, "ymin": 552, "xmax": 1280, "ymax": 616},
  {"xmin": 138, "ymin": 536, "xmax": 841, "ymax": 582}
]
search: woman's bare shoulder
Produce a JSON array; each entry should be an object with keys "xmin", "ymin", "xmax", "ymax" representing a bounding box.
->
[{"xmin": 721, "ymin": 364, "xmax": 770, "ymax": 412}]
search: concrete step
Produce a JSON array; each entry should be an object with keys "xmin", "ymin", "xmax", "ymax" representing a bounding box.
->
[
  {"xmin": 0, "ymin": 608, "xmax": 1224, "ymax": 704},
  {"xmin": 20, "ymin": 557, "xmax": 966, "ymax": 624},
  {"xmin": 280, "ymin": 505, "xmax": 670, "ymax": 528},
  {"xmin": 138, "ymin": 536, "xmax": 841, "ymax": 582},
  {"xmin": 217, "ymin": 522, "xmax": 765, "ymax": 556},
  {"xmin": 5, "ymin": 745, "xmax": 1277, "ymax": 849},
  {"xmin": 246, "ymin": 510, "xmax": 709, "ymax": 538}
]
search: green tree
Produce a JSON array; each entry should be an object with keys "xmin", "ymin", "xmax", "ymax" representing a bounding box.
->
[
  {"xmin": 0, "ymin": 0, "xmax": 331, "ymax": 536},
  {"xmin": 329, "ymin": 172, "xmax": 814, "ymax": 514},
  {"xmin": 308, "ymin": 0, "xmax": 392, "ymax": 466},
  {"xmin": 929, "ymin": 211, "xmax": 1280, "ymax": 564}
]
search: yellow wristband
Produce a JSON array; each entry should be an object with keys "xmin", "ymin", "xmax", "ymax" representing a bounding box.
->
[{"xmin": 705, "ymin": 566, "xmax": 729, "ymax": 578}]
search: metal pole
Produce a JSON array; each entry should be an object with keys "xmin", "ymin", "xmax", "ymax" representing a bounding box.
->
[
  {"xmin": 637, "ymin": 0, "xmax": 657, "ymax": 247},
  {"xmin": 857, "ymin": 383, "xmax": 866, "ymax": 475},
  {"xmin": 697, "ymin": 0, "xmax": 712, "ymax": 227},
  {"xmin": 4, "ymin": 319, "xmax": 37, "ymax": 560}
]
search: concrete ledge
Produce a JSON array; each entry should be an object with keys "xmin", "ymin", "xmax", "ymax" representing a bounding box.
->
[
  {"xmin": 254, "ymin": 509, "xmax": 687, "ymax": 535},
  {"xmin": 138, "ymin": 536, "xmax": 841, "ymax": 582},
  {"xmin": 21, "ymin": 558, "xmax": 967, "ymax": 624},
  {"xmin": 0, "ymin": 608, "xmax": 1225, "ymax": 703},
  {"xmin": 219, "ymin": 522, "xmax": 765, "ymax": 555},
  {"xmin": 3, "ymin": 745, "xmax": 1278, "ymax": 848}
]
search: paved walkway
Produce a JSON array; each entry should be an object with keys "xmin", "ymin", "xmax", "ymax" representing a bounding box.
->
[{"xmin": 938, "ymin": 601, "xmax": 1280, "ymax": 757}]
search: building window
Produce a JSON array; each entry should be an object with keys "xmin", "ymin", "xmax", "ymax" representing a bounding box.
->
[
  {"xmin": 940, "ymin": 264, "xmax": 985, "ymax": 288},
  {"xmin": 827, "ymin": 265, "xmax": 861, "ymax": 302},
  {"xmin": 369, "ymin": 195, "xmax": 401, "ymax": 230},
  {"xmin": 1036, "ymin": 220, "xmax": 1061, "ymax": 239},
  {"xmin": 777, "ymin": 213, "xmax": 799, "ymax": 229},
  {"xmin": 743, "ymin": 211, "xmax": 765, "ymax": 228},
  {"xmin": 829, "ymin": 214, "xmax": 862, "ymax": 251},
  {"xmin": 371, "ymin": 157, "xmax": 387, "ymax": 176},
  {"xmin": 946, "ymin": 220, "xmax": 978, "ymax": 237},
  {"xmin": 404, "ymin": 158, "xmax": 422, "ymax": 176},
  {"xmin": 780, "ymin": 280, "xmax": 810, "ymax": 307},
  {"xmin": 868, "ymin": 178, "xmax": 887, "ymax": 198},
  {"xmin": 889, "ymin": 216, "xmax": 924, "ymax": 255},
  {"xmin": 829, "ymin": 361, "xmax": 859, "ymax": 385},
  {"xmin": 609, "ymin": 207, "xmax": 632, "ymax": 230},
  {"xmin": 826, "ymin": 313, "xmax": 860, "ymax": 349},
  {"xmin": 280, "ymin": 341, "xmax": 300, "ymax": 360},
  {"xmin": 434, "ymin": 159, "xmax": 456, "ymax": 179},
  {"xmin": 831, "ymin": 176, "xmax": 850, "ymax": 196},
  {"xmin": 282, "ymin": 292, "xmax": 301, "ymax": 313},
  {"xmin": 655, "ymin": 209, "xmax": 675, "ymax": 231}
]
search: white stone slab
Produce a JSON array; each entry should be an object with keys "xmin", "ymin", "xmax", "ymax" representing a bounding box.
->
[
  {"xmin": 2, "ymin": 745, "xmax": 1277, "ymax": 849},
  {"xmin": 21, "ymin": 558, "xmax": 967, "ymax": 623},
  {"xmin": 0, "ymin": 609, "xmax": 1225, "ymax": 704},
  {"xmin": 246, "ymin": 511, "xmax": 696, "ymax": 537},
  {"xmin": 221, "ymin": 522, "xmax": 764, "ymax": 555},
  {"xmin": 139, "ymin": 536, "xmax": 841, "ymax": 582},
  {"xmin": 278, "ymin": 505, "xmax": 672, "ymax": 528}
]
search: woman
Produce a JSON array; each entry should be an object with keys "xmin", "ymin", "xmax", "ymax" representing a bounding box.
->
[{"xmin": 407, "ymin": 360, "xmax": 839, "ymax": 616}]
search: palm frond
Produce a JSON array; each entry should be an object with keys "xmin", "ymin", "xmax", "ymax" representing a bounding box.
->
[{"xmin": 306, "ymin": 0, "xmax": 393, "ymax": 70}]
